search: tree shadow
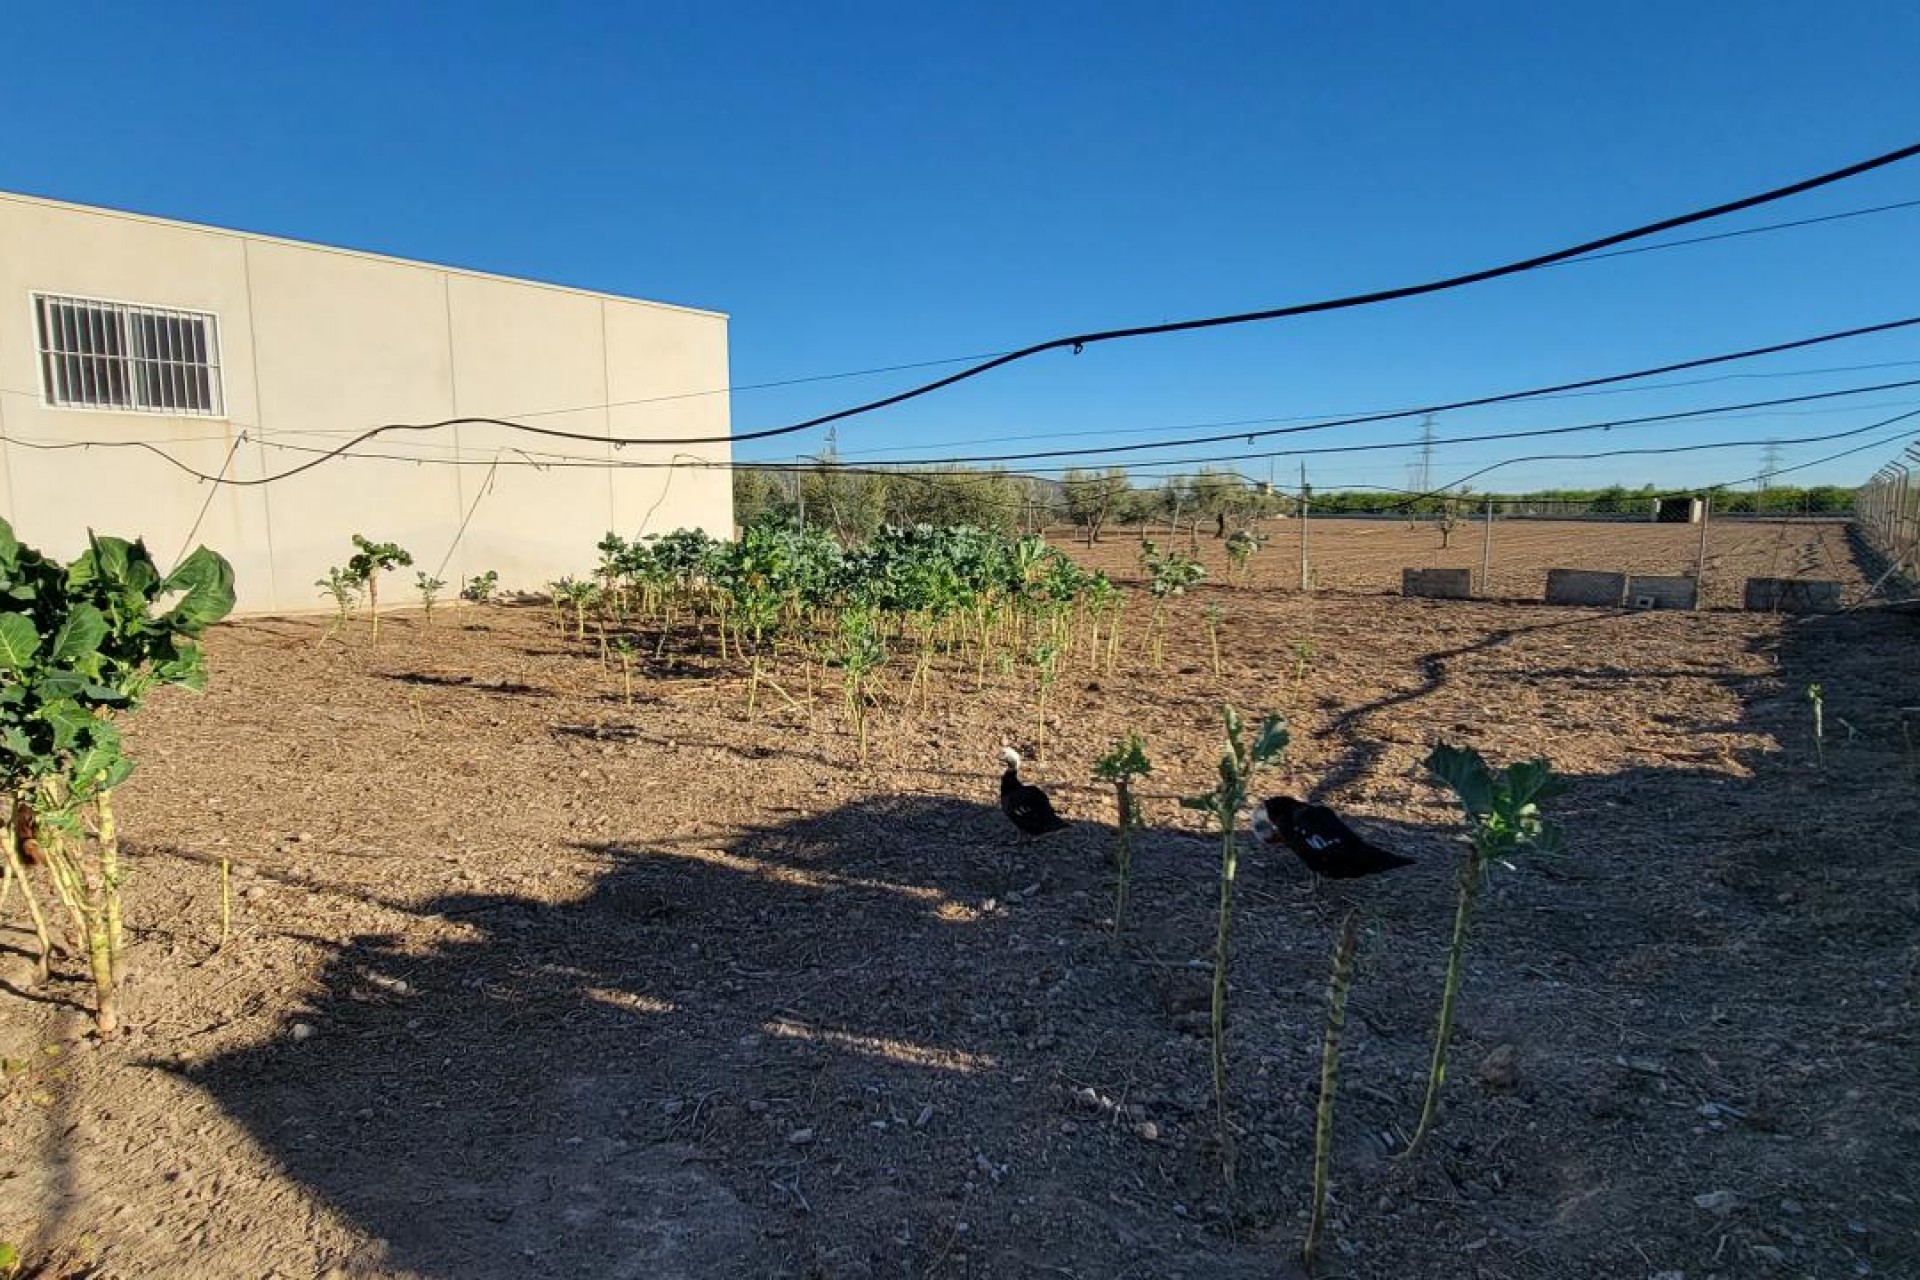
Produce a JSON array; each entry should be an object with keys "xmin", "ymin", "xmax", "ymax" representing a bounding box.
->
[{"xmin": 1311, "ymin": 611, "xmax": 1629, "ymax": 799}]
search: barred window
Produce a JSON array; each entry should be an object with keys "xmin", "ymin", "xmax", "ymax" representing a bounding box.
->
[{"xmin": 34, "ymin": 293, "xmax": 225, "ymax": 416}]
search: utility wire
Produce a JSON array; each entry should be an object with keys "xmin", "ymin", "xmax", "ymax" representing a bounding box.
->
[
  {"xmin": 17, "ymin": 138, "xmax": 1915, "ymax": 487},
  {"xmin": 12, "ymin": 317, "xmax": 1920, "ymax": 489}
]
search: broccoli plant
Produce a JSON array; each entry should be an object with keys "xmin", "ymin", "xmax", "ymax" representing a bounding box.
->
[
  {"xmin": 1140, "ymin": 542, "xmax": 1205, "ymax": 667},
  {"xmin": 1224, "ymin": 528, "xmax": 1266, "ymax": 584},
  {"xmin": 1182, "ymin": 706, "xmax": 1289, "ymax": 1168},
  {"xmin": 1029, "ymin": 640, "xmax": 1062, "ymax": 761},
  {"xmin": 1408, "ymin": 743, "xmax": 1561, "ymax": 1155},
  {"xmin": 414, "ymin": 571, "xmax": 446, "ymax": 626},
  {"xmin": 1292, "ymin": 639, "xmax": 1316, "ymax": 686},
  {"xmin": 0, "ymin": 519, "xmax": 235, "ymax": 1033},
  {"xmin": 1092, "ymin": 732, "xmax": 1151, "ymax": 933},
  {"xmin": 835, "ymin": 606, "xmax": 887, "ymax": 762},
  {"xmin": 459, "ymin": 570, "xmax": 499, "ymax": 604},
  {"xmin": 1304, "ymin": 908, "xmax": 1361, "ymax": 1271},
  {"xmin": 344, "ymin": 535, "xmax": 412, "ymax": 641},
  {"xmin": 551, "ymin": 577, "xmax": 599, "ymax": 642},
  {"xmin": 315, "ymin": 567, "xmax": 360, "ymax": 638}
]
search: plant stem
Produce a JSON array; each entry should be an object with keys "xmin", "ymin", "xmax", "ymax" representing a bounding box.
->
[
  {"xmin": 96, "ymin": 788, "xmax": 123, "ymax": 980},
  {"xmin": 218, "ymin": 857, "xmax": 232, "ymax": 949},
  {"xmin": 1210, "ymin": 822, "xmax": 1237, "ymax": 1141},
  {"xmin": 1304, "ymin": 909, "xmax": 1361, "ymax": 1271},
  {"xmin": 1111, "ymin": 780, "xmax": 1134, "ymax": 933},
  {"xmin": 1408, "ymin": 847, "xmax": 1484, "ymax": 1156},
  {"xmin": 0, "ymin": 822, "xmax": 52, "ymax": 984}
]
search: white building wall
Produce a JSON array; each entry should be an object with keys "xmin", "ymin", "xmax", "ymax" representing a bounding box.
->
[{"xmin": 0, "ymin": 191, "xmax": 731, "ymax": 613}]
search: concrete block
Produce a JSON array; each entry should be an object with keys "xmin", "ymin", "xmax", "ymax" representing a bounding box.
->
[
  {"xmin": 1545, "ymin": 568, "xmax": 1626, "ymax": 607},
  {"xmin": 1402, "ymin": 567, "xmax": 1474, "ymax": 600},
  {"xmin": 1744, "ymin": 578, "xmax": 1844, "ymax": 614},
  {"xmin": 1626, "ymin": 574, "xmax": 1698, "ymax": 610}
]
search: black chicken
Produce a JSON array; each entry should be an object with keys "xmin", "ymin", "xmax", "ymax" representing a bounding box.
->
[
  {"xmin": 1252, "ymin": 796, "xmax": 1413, "ymax": 881},
  {"xmin": 999, "ymin": 748, "xmax": 1068, "ymax": 838}
]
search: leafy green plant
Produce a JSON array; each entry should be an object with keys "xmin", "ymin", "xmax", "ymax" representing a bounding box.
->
[
  {"xmin": 1807, "ymin": 682, "xmax": 1825, "ymax": 768},
  {"xmin": 1029, "ymin": 640, "xmax": 1062, "ymax": 760},
  {"xmin": 1292, "ymin": 639, "xmax": 1316, "ymax": 685},
  {"xmin": 344, "ymin": 535, "xmax": 412, "ymax": 642},
  {"xmin": 1181, "ymin": 706, "xmax": 1289, "ymax": 1168},
  {"xmin": 0, "ymin": 518, "xmax": 235, "ymax": 1033},
  {"xmin": 459, "ymin": 569, "xmax": 500, "ymax": 604},
  {"xmin": 1304, "ymin": 909, "xmax": 1361, "ymax": 1272},
  {"xmin": 835, "ymin": 606, "xmax": 887, "ymax": 761},
  {"xmin": 315, "ymin": 567, "xmax": 360, "ymax": 638},
  {"xmin": 551, "ymin": 577, "xmax": 599, "ymax": 642},
  {"xmin": 1140, "ymin": 542, "xmax": 1205, "ymax": 667},
  {"xmin": 611, "ymin": 637, "xmax": 637, "ymax": 706},
  {"xmin": 1092, "ymin": 733, "xmax": 1151, "ymax": 933},
  {"xmin": 1224, "ymin": 528, "xmax": 1266, "ymax": 584},
  {"xmin": 1408, "ymin": 743, "xmax": 1561, "ymax": 1155},
  {"xmin": 414, "ymin": 571, "xmax": 446, "ymax": 626}
]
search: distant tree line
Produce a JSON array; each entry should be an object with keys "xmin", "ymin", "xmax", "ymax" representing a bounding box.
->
[{"xmin": 734, "ymin": 465, "xmax": 1853, "ymax": 544}]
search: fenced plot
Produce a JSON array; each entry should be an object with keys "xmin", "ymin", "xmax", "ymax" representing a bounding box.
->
[{"xmin": 1071, "ymin": 517, "xmax": 1862, "ymax": 608}]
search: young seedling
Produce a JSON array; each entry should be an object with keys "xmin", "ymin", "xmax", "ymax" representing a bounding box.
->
[
  {"xmin": 459, "ymin": 569, "xmax": 500, "ymax": 604},
  {"xmin": 345, "ymin": 535, "xmax": 413, "ymax": 642},
  {"xmin": 1292, "ymin": 639, "xmax": 1316, "ymax": 686},
  {"xmin": 611, "ymin": 636, "xmax": 638, "ymax": 706},
  {"xmin": 415, "ymin": 572, "xmax": 446, "ymax": 626},
  {"xmin": 1224, "ymin": 528, "xmax": 1266, "ymax": 584},
  {"xmin": 1407, "ymin": 743, "xmax": 1561, "ymax": 1156},
  {"xmin": 1092, "ymin": 732, "xmax": 1152, "ymax": 933},
  {"xmin": 1303, "ymin": 909, "xmax": 1362, "ymax": 1272},
  {"xmin": 1030, "ymin": 640, "xmax": 1061, "ymax": 760},
  {"xmin": 315, "ymin": 567, "xmax": 360, "ymax": 641},
  {"xmin": 836, "ymin": 607, "xmax": 887, "ymax": 762},
  {"xmin": 551, "ymin": 578, "xmax": 599, "ymax": 642},
  {"xmin": 1181, "ymin": 706, "xmax": 1289, "ymax": 1173},
  {"xmin": 1807, "ymin": 682, "xmax": 1825, "ymax": 768}
]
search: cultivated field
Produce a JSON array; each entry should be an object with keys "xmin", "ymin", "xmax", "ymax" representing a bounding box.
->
[
  {"xmin": 1089, "ymin": 515, "xmax": 1860, "ymax": 608},
  {"xmin": 2, "ymin": 520, "xmax": 1915, "ymax": 1279}
]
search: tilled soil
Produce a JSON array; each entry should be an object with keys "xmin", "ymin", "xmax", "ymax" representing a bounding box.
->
[{"xmin": 2, "ymin": 520, "xmax": 1915, "ymax": 1280}]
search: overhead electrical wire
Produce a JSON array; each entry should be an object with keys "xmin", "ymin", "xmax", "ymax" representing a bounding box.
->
[{"xmin": 11, "ymin": 138, "xmax": 1916, "ymax": 488}]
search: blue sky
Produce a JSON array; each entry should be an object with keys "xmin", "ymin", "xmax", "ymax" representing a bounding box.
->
[{"xmin": 5, "ymin": 2, "xmax": 1919, "ymax": 494}]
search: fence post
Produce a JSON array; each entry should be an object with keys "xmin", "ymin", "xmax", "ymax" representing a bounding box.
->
[
  {"xmin": 1479, "ymin": 497, "xmax": 1493, "ymax": 596},
  {"xmin": 1298, "ymin": 463, "xmax": 1311, "ymax": 592},
  {"xmin": 1694, "ymin": 491, "xmax": 1712, "ymax": 606}
]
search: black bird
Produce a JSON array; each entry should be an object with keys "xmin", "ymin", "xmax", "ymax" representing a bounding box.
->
[
  {"xmin": 1252, "ymin": 796, "xmax": 1414, "ymax": 881},
  {"xmin": 999, "ymin": 748, "xmax": 1068, "ymax": 838}
]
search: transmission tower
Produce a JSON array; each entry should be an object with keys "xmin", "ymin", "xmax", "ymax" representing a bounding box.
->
[{"xmin": 1415, "ymin": 415, "xmax": 1436, "ymax": 494}]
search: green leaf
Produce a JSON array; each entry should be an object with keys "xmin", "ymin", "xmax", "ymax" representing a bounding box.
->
[
  {"xmin": 0, "ymin": 614, "xmax": 39, "ymax": 671},
  {"xmin": 161, "ymin": 547, "xmax": 237, "ymax": 631},
  {"xmin": 0, "ymin": 516, "xmax": 17, "ymax": 568},
  {"xmin": 1426, "ymin": 742, "xmax": 1495, "ymax": 816},
  {"xmin": 49, "ymin": 603, "xmax": 108, "ymax": 663},
  {"xmin": 32, "ymin": 673, "xmax": 89, "ymax": 701}
]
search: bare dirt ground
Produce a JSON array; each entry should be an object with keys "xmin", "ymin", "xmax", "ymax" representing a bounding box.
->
[
  {"xmin": 2, "ymin": 520, "xmax": 1915, "ymax": 1280},
  {"xmin": 1103, "ymin": 515, "xmax": 1858, "ymax": 608}
]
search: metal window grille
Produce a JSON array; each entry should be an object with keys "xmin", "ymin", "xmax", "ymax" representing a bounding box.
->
[{"xmin": 33, "ymin": 293, "xmax": 224, "ymax": 416}]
